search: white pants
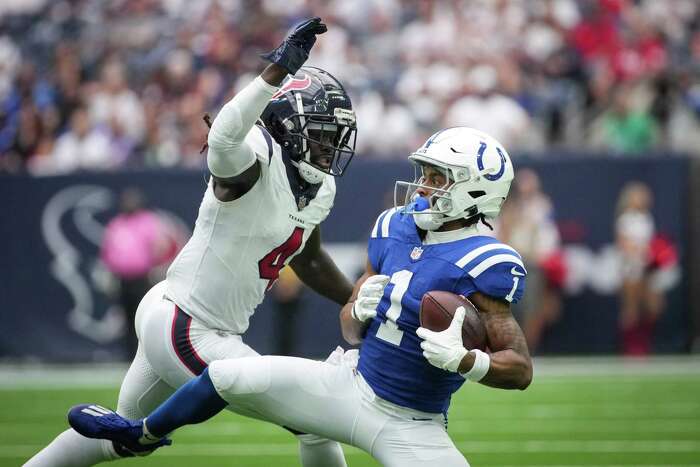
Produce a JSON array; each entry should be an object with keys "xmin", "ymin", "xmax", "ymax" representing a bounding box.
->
[
  {"xmin": 117, "ymin": 281, "xmax": 259, "ymax": 419},
  {"xmin": 25, "ymin": 280, "xmax": 346, "ymax": 467},
  {"xmin": 208, "ymin": 349, "xmax": 470, "ymax": 467}
]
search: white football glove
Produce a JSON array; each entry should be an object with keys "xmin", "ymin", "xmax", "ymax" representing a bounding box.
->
[
  {"xmin": 351, "ymin": 274, "xmax": 390, "ymax": 322},
  {"xmin": 416, "ymin": 306, "xmax": 468, "ymax": 373}
]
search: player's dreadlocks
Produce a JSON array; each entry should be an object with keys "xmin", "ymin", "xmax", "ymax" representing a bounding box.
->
[
  {"xmin": 465, "ymin": 213, "xmax": 494, "ymax": 230},
  {"xmin": 199, "ymin": 114, "xmax": 213, "ymax": 154},
  {"xmin": 479, "ymin": 214, "xmax": 494, "ymax": 230}
]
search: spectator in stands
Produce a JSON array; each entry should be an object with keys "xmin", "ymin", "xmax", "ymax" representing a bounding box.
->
[
  {"xmin": 591, "ymin": 84, "xmax": 658, "ymax": 154},
  {"xmin": 615, "ymin": 181, "xmax": 664, "ymax": 356},
  {"xmin": 100, "ymin": 188, "xmax": 167, "ymax": 357},
  {"xmin": 444, "ymin": 63, "xmax": 535, "ymax": 150},
  {"xmin": 498, "ymin": 168, "xmax": 563, "ymax": 353},
  {"xmin": 1, "ymin": 0, "xmax": 700, "ymax": 172},
  {"xmin": 88, "ymin": 58, "xmax": 145, "ymax": 160},
  {"xmin": 30, "ymin": 104, "xmax": 112, "ymax": 174}
]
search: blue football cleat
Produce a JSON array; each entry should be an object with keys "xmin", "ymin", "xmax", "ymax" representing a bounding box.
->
[{"xmin": 68, "ymin": 404, "xmax": 171, "ymax": 454}]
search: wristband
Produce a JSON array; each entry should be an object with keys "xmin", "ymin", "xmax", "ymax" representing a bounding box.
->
[{"xmin": 460, "ymin": 349, "xmax": 490, "ymax": 382}]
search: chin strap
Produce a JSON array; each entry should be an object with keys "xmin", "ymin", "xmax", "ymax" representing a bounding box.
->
[
  {"xmin": 297, "ymin": 160, "xmax": 326, "ymax": 184},
  {"xmin": 415, "ymin": 210, "xmax": 492, "ymax": 232}
]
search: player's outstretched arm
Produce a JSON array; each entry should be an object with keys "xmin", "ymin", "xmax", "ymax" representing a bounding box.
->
[
  {"xmin": 290, "ymin": 226, "xmax": 353, "ymax": 305},
  {"xmin": 461, "ymin": 292, "xmax": 533, "ymax": 390},
  {"xmin": 339, "ymin": 260, "xmax": 385, "ymax": 345},
  {"xmin": 208, "ymin": 17, "xmax": 327, "ymax": 202},
  {"xmin": 206, "ymin": 65, "xmax": 282, "ymax": 201}
]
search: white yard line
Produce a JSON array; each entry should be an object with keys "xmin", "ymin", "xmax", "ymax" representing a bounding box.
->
[
  {"xmin": 0, "ymin": 364, "xmax": 127, "ymax": 389},
  {"xmin": 531, "ymin": 355, "xmax": 700, "ymax": 377},
  {"xmin": 2, "ymin": 418, "xmax": 698, "ymax": 436},
  {"xmin": 455, "ymin": 440, "xmax": 700, "ymax": 453},
  {"xmin": 2, "ymin": 440, "xmax": 700, "ymax": 458},
  {"xmin": 1, "ymin": 356, "xmax": 699, "ymax": 389}
]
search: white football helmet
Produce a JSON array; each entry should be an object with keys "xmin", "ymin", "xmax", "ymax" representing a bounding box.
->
[{"xmin": 395, "ymin": 127, "xmax": 514, "ymax": 230}]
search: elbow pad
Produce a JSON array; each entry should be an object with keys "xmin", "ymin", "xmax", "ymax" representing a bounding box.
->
[{"xmin": 207, "ymin": 77, "xmax": 278, "ymax": 178}]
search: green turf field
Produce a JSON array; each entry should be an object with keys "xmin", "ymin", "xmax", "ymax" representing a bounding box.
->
[{"xmin": 2, "ymin": 359, "xmax": 700, "ymax": 466}]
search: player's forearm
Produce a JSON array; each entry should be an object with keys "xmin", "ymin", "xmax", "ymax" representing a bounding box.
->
[
  {"xmin": 339, "ymin": 303, "xmax": 367, "ymax": 345},
  {"xmin": 458, "ymin": 349, "xmax": 532, "ymax": 390},
  {"xmin": 338, "ymin": 266, "xmax": 376, "ymax": 345},
  {"xmin": 291, "ymin": 232, "xmax": 353, "ymax": 305},
  {"xmin": 464, "ymin": 292, "xmax": 533, "ymax": 390},
  {"xmin": 303, "ymin": 250, "xmax": 353, "ymax": 305},
  {"xmin": 260, "ymin": 63, "xmax": 288, "ymax": 87},
  {"xmin": 301, "ymin": 266, "xmax": 353, "ymax": 306}
]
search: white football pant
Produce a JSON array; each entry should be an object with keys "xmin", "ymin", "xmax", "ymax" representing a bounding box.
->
[
  {"xmin": 208, "ymin": 348, "xmax": 470, "ymax": 467},
  {"xmin": 25, "ymin": 281, "xmax": 346, "ymax": 467}
]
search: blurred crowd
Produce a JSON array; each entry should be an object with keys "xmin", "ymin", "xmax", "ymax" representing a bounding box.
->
[{"xmin": 2, "ymin": 0, "xmax": 700, "ymax": 175}]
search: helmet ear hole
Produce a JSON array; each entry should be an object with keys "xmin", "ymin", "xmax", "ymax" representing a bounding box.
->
[{"xmin": 468, "ymin": 190, "xmax": 486, "ymax": 199}]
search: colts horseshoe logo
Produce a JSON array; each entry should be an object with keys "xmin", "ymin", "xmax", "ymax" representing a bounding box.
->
[{"xmin": 475, "ymin": 141, "xmax": 506, "ymax": 181}]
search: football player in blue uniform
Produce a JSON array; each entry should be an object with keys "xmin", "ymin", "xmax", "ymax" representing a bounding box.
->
[{"xmin": 67, "ymin": 127, "xmax": 533, "ymax": 467}]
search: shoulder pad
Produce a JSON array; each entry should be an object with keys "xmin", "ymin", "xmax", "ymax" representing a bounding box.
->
[
  {"xmin": 370, "ymin": 207, "xmax": 400, "ymax": 239},
  {"xmin": 370, "ymin": 207, "xmax": 418, "ymax": 242},
  {"xmin": 246, "ymin": 125, "xmax": 276, "ymax": 165},
  {"xmin": 455, "ymin": 241, "xmax": 527, "ymax": 303}
]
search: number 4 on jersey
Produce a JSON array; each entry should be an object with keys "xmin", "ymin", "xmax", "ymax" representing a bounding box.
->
[{"xmin": 258, "ymin": 227, "xmax": 304, "ymax": 290}]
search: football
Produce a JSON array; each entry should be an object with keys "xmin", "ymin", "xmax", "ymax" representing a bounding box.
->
[{"xmin": 419, "ymin": 291, "xmax": 487, "ymax": 351}]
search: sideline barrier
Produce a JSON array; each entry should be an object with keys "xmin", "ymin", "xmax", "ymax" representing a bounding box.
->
[{"xmin": 0, "ymin": 156, "xmax": 691, "ymax": 361}]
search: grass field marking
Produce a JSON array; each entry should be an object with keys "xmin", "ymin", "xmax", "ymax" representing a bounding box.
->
[
  {"xmin": 447, "ymin": 418, "xmax": 700, "ymax": 434},
  {"xmin": 532, "ymin": 356, "xmax": 700, "ymax": 377},
  {"xmin": 5, "ymin": 418, "xmax": 698, "ymax": 438},
  {"xmin": 5, "ymin": 440, "xmax": 700, "ymax": 462},
  {"xmin": 0, "ymin": 443, "xmax": 370, "ymax": 458},
  {"xmin": 5, "ymin": 440, "xmax": 698, "ymax": 459},
  {"xmin": 1, "ymin": 356, "xmax": 699, "ymax": 389},
  {"xmin": 455, "ymin": 440, "xmax": 700, "ymax": 453},
  {"xmin": 486, "ymin": 465, "xmax": 700, "ymax": 467}
]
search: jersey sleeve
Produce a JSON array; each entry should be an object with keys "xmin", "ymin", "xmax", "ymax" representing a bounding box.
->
[
  {"xmin": 367, "ymin": 207, "xmax": 400, "ymax": 272},
  {"xmin": 454, "ymin": 242, "xmax": 527, "ymax": 303},
  {"xmin": 207, "ymin": 76, "xmax": 278, "ymax": 178},
  {"xmin": 313, "ymin": 176, "xmax": 336, "ymax": 223}
]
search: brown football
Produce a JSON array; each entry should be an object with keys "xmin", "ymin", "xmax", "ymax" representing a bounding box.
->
[{"xmin": 419, "ymin": 291, "xmax": 487, "ymax": 351}]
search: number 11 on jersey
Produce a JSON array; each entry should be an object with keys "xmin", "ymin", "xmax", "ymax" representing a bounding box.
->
[{"xmin": 376, "ymin": 269, "xmax": 413, "ymax": 346}]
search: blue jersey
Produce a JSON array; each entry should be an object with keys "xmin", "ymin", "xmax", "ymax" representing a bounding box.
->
[{"xmin": 357, "ymin": 208, "xmax": 527, "ymax": 414}]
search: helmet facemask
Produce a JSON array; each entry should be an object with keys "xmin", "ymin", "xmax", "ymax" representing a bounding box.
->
[
  {"xmin": 286, "ymin": 107, "xmax": 357, "ymax": 184},
  {"xmin": 395, "ymin": 162, "xmax": 481, "ymax": 231},
  {"xmin": 262, "ymin": 67, "xmax": 358, "ymax": 185}
]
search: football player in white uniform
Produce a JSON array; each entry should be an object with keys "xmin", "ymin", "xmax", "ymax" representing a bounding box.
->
[
  {"xmin": 26, "ymin": 17, "xmax": 357, "ymax": 467},
  {"xmin": 66, "ymin": 127, "xmax": 533, "ymax": 467}
]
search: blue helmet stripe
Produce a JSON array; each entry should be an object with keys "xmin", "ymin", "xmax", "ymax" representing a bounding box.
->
[{"xmin": 424, "ymin": 128, "xmax": 447, "ymax": 148}]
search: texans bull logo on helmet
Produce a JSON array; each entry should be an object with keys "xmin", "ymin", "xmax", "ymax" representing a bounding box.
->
[{"xmin": 271, "ymin": 75, "xmax": 312, "ymax": 100}]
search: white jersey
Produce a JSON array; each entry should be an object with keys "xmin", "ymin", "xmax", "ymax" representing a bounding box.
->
[{"xmin": 166, "ymin": 126, "xmax": 335, "ymax": 333}]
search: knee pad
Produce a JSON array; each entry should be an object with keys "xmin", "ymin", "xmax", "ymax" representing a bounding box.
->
[
  {"xmin": 296, "ymin": 433, "xmax": 333, "ymax": 446},
  {"xmin": 208, "ymin": 358, "xmax": 271, "ymax": 399}
]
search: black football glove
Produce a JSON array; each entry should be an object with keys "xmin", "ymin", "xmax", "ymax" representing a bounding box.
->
[{"xmin": 260, "ymin": 17, "xmax": 327, "ymax": 74}]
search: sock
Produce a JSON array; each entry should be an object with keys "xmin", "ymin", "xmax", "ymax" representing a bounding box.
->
[
  {"xmin": 297, "ymin": 434, "xmax": 348, "ymax": 467},
  {"xmin": 622, "ymin": 323, "xmax": 648, "ymax": 356},
  {"xmin": 23, "ymin": 428, "xmax": 119, "ymax": 466},
  {"xmin": 145, "ymin": 368, "xmax": 227, "ymax": 437},
  {"xmin": 639, "ymin": 317, "xmax": 655, "ymax": 354}
]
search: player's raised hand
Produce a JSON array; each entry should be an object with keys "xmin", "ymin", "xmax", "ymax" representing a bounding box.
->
[
  {"xmin": 260, "ymin": 17, "xmax": 328, "ymax": 74},
  {"xmin": 416, "ymin": 306, "xmax": 468, "ymax": 373},
  {"xmin": 351, "ymin": 274, "xmax": 390, "ymax": 323}
]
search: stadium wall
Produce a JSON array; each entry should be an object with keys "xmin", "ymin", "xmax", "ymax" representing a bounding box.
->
[
  {"xmin": 690, "ymin": 159, "xmax": 700, "ymax": 352},
  {"xmin": 0, "ymin": 156, "xmax": 692, "ymax": 362}
]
